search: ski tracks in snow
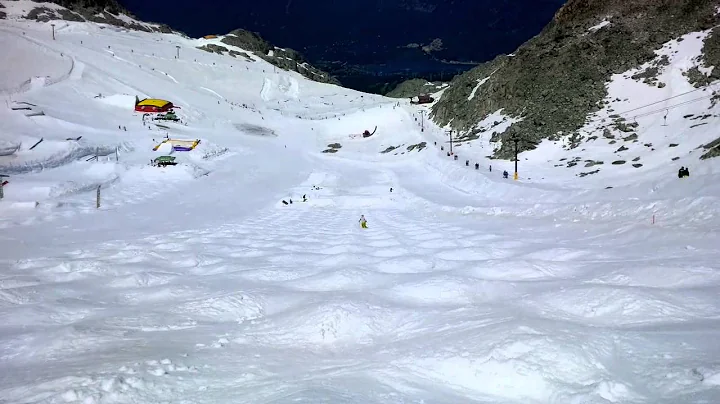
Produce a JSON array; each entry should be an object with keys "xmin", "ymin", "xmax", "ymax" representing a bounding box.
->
[{"xmin": 3, "ymin": 191, "xmax": 720, "ymax": 402}]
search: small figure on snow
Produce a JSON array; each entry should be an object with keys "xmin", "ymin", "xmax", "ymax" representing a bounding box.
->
[
  {"xmin": 503, "ymin": 170, "xmax": 509, "ymax": 179},
  {"xmin": 678, "ymin": 166, "xmax": 689, "ymax": 178},
  {"xmin": 475, "ymin": 163, "xmax": 479, "ymax": 170},
  {"xmin": 466, "ymin": 160, "xmax": 469, "ymax": 166},
  {"xmin": 302, "ymin": 194, "xmax": 307, "ymax": 202},
  {"xmin": 359, "ymin": 215, "xmax": 368, "ymax": 229},
  {"xmin": 389, "ymin": 187, "xmax": 393, "ymax": 193}
]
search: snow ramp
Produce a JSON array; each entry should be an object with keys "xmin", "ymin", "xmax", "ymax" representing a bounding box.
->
[{"xmin": 260, "ymin": 75, "xmax": 300, "ymax": 102}]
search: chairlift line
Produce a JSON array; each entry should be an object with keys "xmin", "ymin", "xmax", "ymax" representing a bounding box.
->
[
  {"xmin": 578, "ymin": 80, "xmax": 719, "ymax": 133},
  {"xmin": 580, "ymin": 92, "xmax": 716, "ymax": 134}
]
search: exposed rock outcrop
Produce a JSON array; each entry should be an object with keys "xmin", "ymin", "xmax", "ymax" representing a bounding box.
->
[
  {"xmin": 429, "ymin": 0, "xmax": 720, "ymax": 159},
  {"xmin": 1, "ymin": 0, "xmax": 177, "ymax": 34},
  {"xmin": 386, "ymin": 78, "xmax": 447, "ymax": 98},
  {"xmin": 197, "ymin": 29, "xmax": 339, "ymax": 85}
]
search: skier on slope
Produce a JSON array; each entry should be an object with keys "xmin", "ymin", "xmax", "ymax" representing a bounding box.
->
[{"xmin": 359, "ymin": 215, "xmax": 368, "ymax": 229}]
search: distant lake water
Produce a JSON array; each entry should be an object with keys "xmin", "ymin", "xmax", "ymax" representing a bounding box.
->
[{"xmin": 344, "ymin": 59, "xmax": 477, "ymax": 77}]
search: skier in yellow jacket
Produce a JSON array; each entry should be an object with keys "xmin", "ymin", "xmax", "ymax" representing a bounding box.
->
[{"xmin": 359, "ymin": 215, "xmax": 368, "ymax": 229}]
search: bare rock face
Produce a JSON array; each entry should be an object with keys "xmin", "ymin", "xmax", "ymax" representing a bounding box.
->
[
  {"xmin": 15, "ymin": 0, "xmax": 177, "ymax": 34},
  {"xmin": 197, "ymin": 28, "xmax": 340, "ymax": 86},
  {"xmin": 222, "ymin": 29, "xmax": 273, "ymax": 55},
  {"xmin": 430, "ymin": 0, "xmax": 720, "ymax": 159},
  {"xmin": 386, "ymin": 78, "xmax": 447, "ymax": 98},
  {"xmin": 700, "ymin": 136, "xmax": 720, "ymax": 159}
]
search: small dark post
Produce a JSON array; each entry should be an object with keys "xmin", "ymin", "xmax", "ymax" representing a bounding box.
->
[
  {"xmin": 51, "ymin": 24, "xmax": 55, "ymax": 40},
  {"xmin": 0, "ymin": 174, "xmax": 8, "ymax": 199},
  {"xmin": 512, "ymin": 136, "xmax": 519, "ymax": 180},
  {"xmin": 176, "ymin": 45, "xmax": 180, "ymax": 59},
  {"xmin": 448, "ymin": 130, "xmax": 453, "ymax": 155}
]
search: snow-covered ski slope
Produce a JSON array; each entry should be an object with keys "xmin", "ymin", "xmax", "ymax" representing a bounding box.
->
[{"xmin": 1, "ymin": 15, "xmax": 720, "ymax": 404}]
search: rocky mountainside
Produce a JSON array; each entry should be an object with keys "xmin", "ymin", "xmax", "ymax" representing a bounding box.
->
[
  {"xmin": 0, "ymin": 0, "xmax": 175, "ymax": 33},
  {"xmin": 429, "ymin": 0, "xmax": 720, "ymax": 160},
  {"xmin": 197, "ymin": 29, "xmax": 340, "ymax": 86},
  {"xmin": 385, "ymin": 78, "xmax": 447, "ymax": 98}
]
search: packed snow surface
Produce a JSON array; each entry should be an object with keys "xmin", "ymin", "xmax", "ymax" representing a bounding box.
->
[{"xmin": 1, "ymin": 17, "xmax": 720, "ymax": 404}]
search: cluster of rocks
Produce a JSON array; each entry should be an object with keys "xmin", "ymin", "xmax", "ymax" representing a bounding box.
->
[
  {"xmin": 549, "ymin": 104, "xmax": 720, "ymax": 174},
  {"xmin": 700, "ymin": 136, "xmax": 720, "ymax": 159},
  {"xmin": 385, "ymin": 79, "xmax": 445, "ymax": 99},
  {"xmin": 689, "ymin": 28, "xmax": 720, "ymax": 87},
  {"xmin": 427, "ymin": 0, "xmax": 720, "ymax": 160},
  {"xmin": 197, "ymin": 29, "xmax": 339, "ymax": 86},
  {"xmin": 2, "ymin": 0, "xmax": 175, "ymax": 34},
  {"xmin": 380, "ymin": 142, "xmax": 427, "ymax": 155},
  {"xmin": 196, "ymin": 44, "xmax": 254, "ymax": 62},
  {"xmin": 322, "ymin": 143, "xmax": 342, "ymax": 154}
]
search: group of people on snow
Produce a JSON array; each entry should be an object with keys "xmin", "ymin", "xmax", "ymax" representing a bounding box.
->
[
  {"xmin": 282, "ymin": 187, "xmax": 320, "ymax": 205},
  {"xmin": 678, "ymin": 166, "xmax": 690, "ymax": 178},
  {"xmin": 282, "ymin": 194, "xmax": 309, "ymax": 205},
  {"xmin": 434, "ymin": 141, "xmax": 511, "ymax": 179}
]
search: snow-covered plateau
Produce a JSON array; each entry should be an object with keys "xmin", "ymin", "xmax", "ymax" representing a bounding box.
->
[{"xmin": 1, "ymin": 11, "xmax": 720, "ymax": 404}]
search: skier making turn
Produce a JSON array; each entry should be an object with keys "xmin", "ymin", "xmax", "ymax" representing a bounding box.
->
[{"xmin": 359, "ymin": 215, "xmax": 368, "ymax": 229}]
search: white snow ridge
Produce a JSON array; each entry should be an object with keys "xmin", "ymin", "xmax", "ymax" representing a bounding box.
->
[{"xmin": 1, "ymin": 10, "xmax": 720, "ymax": 404}]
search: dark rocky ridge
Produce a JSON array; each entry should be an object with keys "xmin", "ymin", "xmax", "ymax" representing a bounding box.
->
[
  {"xmin": 386, "ymin": 78, "xmax": 447, "ymax": 98},
  {"xmin": 0, "ymin": 0, "xmax": 176, "ymax": 33},
  {"xmin": 429, "ymin": 0, "xmax": 720, "ymax": 159},
  {"xmin": 197, "ymin": 29, "xmax": 340, "ymax": 86}
]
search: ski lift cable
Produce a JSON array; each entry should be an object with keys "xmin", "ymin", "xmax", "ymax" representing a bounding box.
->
[
  {"xmin": 611, "ymin": 85, "xmax": 711, "ymax": 117},
  {"xmin": 579, "ymin": 92, "xmax": 716, "ymax": 134},
  {"xmin": 630, "ymin": 94, "xmax": 715, "ymax": 120},
  {"xmin": 578, "ymin": 81, "xmax": 719, "ymax": 132}
]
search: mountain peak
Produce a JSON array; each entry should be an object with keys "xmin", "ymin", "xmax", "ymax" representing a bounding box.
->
[{"xmin": 0, "ymin": 0, "xmax": 178, "ymax": 34}]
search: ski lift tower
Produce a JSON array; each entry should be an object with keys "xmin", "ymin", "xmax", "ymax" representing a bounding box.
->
[{"xmin": 511, "ymin": 135, "xmax": 520, "ymax": 180}]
